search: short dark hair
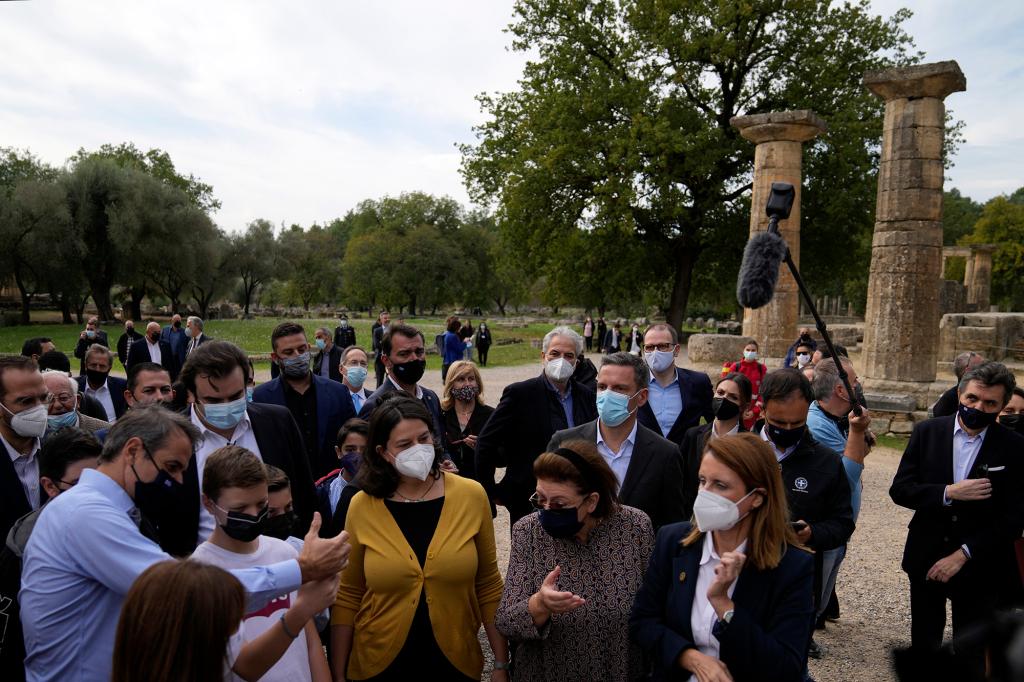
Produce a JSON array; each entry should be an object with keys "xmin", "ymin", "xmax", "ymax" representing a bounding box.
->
[
  {"xmin": 600, "ymin": 352, "xmax": 649, "ymax": 391},
  {"xmin": 38, "ymin": 428, "xmax": 102, "ymax": 483},
  {"xmin": 381, "ymin": 323, "xmax": 425, "ymax": 357},
  {"xmin": 21, "ymin": 337, "xmax": 52, "ymax": 358},
  {"xmin": 959, "ymin": 361, "xmax": 1017, "ymax": 406},
  {"xmin": 1014, "ymin": 387, "xmax": 1024, "ymax": 402},
  {"xmin": 0, "ymin": 355, "xmax": 39, "ymax": 402},
  {"xmin": 643, "ymin": 323, "xmax": 679, "ymax": 345},
  {"xmin": 759, "ymin": 368, "xmax": 814, "ymax": 406},
  {"xmin": 718, "ymin": 372, "xmax": 753, "ymax": 405},
  {"xmin": 271, "ymin": 322, "xmax": 306, "ymax": 352},
  {"xmin": 264, "ymin": 464, "xmax": 290, "ymax": 493},
  {"xmin": 127, "ymin": 362, "xmax": 170, "ymax": 393},
  {"xmin": 341, "ymin": 346, "xmax": 368, "ymax": 364},
  {"xmin": 534, "ymin": 439, "xmax": 620, "ymax": 518},
  {"xmin": 446, "ymin": 317, "xmax": 461, "ymax": 333},
  {"xmin": 336, "ymin": 417, "xmax": 369, "ymax": 448},
  {"xmin": 817, "ymin": 344, "xmax": 848, "ymax": 360},
  {"xmin": 37, "ymin": 350, "xmax": 71, "ymax": 373},
  {"xmin": 355, "ymin": 396, "xmax": 440, "ymax": 498},
  {"xmin": 179, "ymin": 341, "xmax": 250, "ymax": 398},
  {"xmin": 202, "ymin": 445, "xmax": 267, "ymax": 500},
  {"xmin": 98, "ymin": 405, "xmax": 200, "ymax": 464}
]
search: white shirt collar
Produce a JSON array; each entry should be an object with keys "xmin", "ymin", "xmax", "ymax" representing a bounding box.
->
[
  {"xmin": 953, "ymin": 414, "xmax": 989, "ymax": 442},
  {"xmin": 2, "ymin": 432, "xmax": 41, "ymax": 462},
  {"xmin": 596, "ymin": 419, "xmax": 638, "ymax": 449},
  {"xmin": 85, "ymin": 379, "xmax": 109, "ymax": 394},
  {"xmin": 759, "ymin": 426, "xmax": 798, "ymax": 461},
  {"xmin": 711, "ymin": 419, "xmax": 740, "ymax": 439},
  {"xmin": 700, "ymin": 531, "xmax": 749, "ymax": 566},
  {"xmin": 386, "ymin": 374, "xmax": 423, "ymax": 400}
]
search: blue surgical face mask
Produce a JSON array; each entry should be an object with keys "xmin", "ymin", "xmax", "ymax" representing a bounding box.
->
[
  {"xmin": 314, "ymin": 338, "xmax": 326, "ymax": 350},
  {"xmin": 346, "ymin": 366, "xmax": 368, "ymax": 388},
  {"xmin": 46, "ymin": 410, "xmax": 79, "ymax": 433},
  {"xmin": 200, "ymin": 396, "xmax": 248, "ymax": 430},
  {"xmin": 246, "ymin": 387, "xmax": 254, "ymax": 403},
  {"xmin": 596, "ymin": 389, "xmax": 640, "ymax": 428}
]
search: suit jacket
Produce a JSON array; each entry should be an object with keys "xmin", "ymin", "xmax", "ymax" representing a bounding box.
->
[
  {"xmin": 160, "ymin": 325, "xmax": 188, "ymax": 366},
  {"xmin": 334, "ymin": 325, "xmax": 357, "ymax": 350},
  {"xmin": 115, "ymin": 330, "xmax": 143, "ymax": 366},
  {"xmin": 475, "ymin": 374, "xmax": 597, "ymax": 506},
  {"xmin": 679, "ymin": 421, "xmax": 748, "ymax": 518},
  {"xmin": 890, "ymin": 415, "xmax": 1024, "ymax": 579},
  {"xmin": 371, "ymin": 325, "xmax": 387, "ymax": 360},
  {"xmin": 125, "ymin": 337, "xmax": 179, "ymax": 380},
  {"xmin": 183, "ymin": 332, "xmax": 212, "ymax": 358},
  {"xmin": 314, "ymin": 344, "xmax": 344, "ymax": 383},
  {"xmin": 75, "ymin": 375, "xmax": 128, "ymax": 420},
  {"xmin": 547, "ymin": 420, "xmax": 686, "ymax": 529},
  {"xmin": 0, "ymin": 438, "xmax": 43, "ymax": 545},
  {"xmin": 359, "ymin": 377, "xmax": 444, "ymax": 444},
  {"xmin": 630, "ymin": 522, "xmax": 814, "ymax": 681},
  {"xmin": 73, "ymin": 330, "xmax": 110, "ymax": 375},
  {"xmin": 931, "ymin": 385, "xmax": 959, "ymax": 418},
  {"xmin": 252, "ymin": 374, "xmax": 357, "ymax": 480},
  {"xmin": 602, "ymin": 329, "xmax": 622, "ymax": 352},
  {"xmin": 638, "ymin": 367, "xmax": 715, "ymax": 446}
]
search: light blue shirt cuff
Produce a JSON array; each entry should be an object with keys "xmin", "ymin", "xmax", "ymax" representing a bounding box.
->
[
  {"xmin": 233, "ymin": 559, "xmax": 303, "ymax": 613},
  {"xmin": 943, "ymin": 486, "xmax": 952, "ymax": 506},
  {"xmin": 960, "ymin": 544, "xmax": 971, "ymax": 559}
]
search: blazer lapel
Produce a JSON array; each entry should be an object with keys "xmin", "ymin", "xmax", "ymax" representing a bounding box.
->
[
  {"xmin": 313, "ymin": 377, "xmax": 330, "ymax": 452},
  {"xmin": 942, "ymin": 415, "xmax": 956, "ymax": 484},
  {"xmin": 671, "ymin": 541, "xmax": 703, "ymax": 640},
  {"xmin": 621, "ymin": 425, "xmax": 654, "ymax": 500},
  {"xmin": 670, "ymin": 368, "xmax": 689, "ymax": 433}
]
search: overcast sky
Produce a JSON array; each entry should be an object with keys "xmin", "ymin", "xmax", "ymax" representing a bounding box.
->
[{"xmin": 0, "ymin": 1, "xmax": 1020, "ymax": 232}]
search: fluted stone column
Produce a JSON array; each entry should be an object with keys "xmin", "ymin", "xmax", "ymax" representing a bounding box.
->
[
  {"xmin": 966, "ymin": 245, "xmax": 996, "ymax": 309},
  {"xmin": 731, "ymin": 110, "xmax": 827, "ymax": 358},
  {"xmin": 861, "ymin": 61, "xmax": 966, "ymax": 384}
]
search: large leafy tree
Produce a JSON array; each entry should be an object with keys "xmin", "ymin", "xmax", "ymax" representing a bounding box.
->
[
  {"xmin": 963, "ymin": 194, "xmax": 1024, "ymax": 312},
  {"xmin": 462, "ymin": 0, "xmax": 920, "ymax": 327},
  {"xmin": 231, "ymin": 219, "xmax": 280, "ymax": 315}
]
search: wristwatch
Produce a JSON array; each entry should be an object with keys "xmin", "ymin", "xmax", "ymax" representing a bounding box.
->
[
  {"xmin": 493, "ymin": 661, "xmax": 510, "ymax": 671},
  {"xmin": 720, "ymin": 609, "xmax": 735, "ymax": 625}
]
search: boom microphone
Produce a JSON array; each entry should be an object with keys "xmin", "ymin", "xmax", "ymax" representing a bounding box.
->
[{"xmin": 736, "ymin": 230, "xmax": 788, "ymax": 309}]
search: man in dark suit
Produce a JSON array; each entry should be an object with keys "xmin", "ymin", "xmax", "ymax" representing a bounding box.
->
[
  {"xmin": 475, "ymin": 326, "xmax": 598, "ymax": 526},
  {"xmin": 637, "ymin": 323, "xmax": 714, "ymax": 446},
  {"xmin": 161, "ymin": 313, "xmax": 188, "ymax": 368},
  {"xmin": 679, "ymin": 372, "xmax": 753, "ymax": 517},
  {"xmin": 0, "ymin": 356, "xmax": 48, "ymax": 544},
  {"xmin": 602, "ymin": 321, "xmax": 623, "ymax": 353},
  {"xmin": 72, "ymin": 317, "xmax": 109, "ymax": 376},
  {"xmin": 340, "ymin": 346, "xmax": 373, "ymax": 414},
  {"xmin": 115, "ymin": 321, "xmax": 143, "ymax": 367},
  {"xmin": 253, "ymin": 322, "xmax": 356, "ymax": 479},
  {"xmin": 890, "ymin": 361, "xmax": 1024, "ymax": 676},
  {"xmin": 179, "ymin": 339, "xmax": 318, "ymax": 547},
  {"xmin": 371, "ymin": 310, "xmax": 390, "ymax": 388},
  {"xmin": 547, "ymin": 352, "xmax": 685, "ymax": 529},
  {"xmin": 75, "ymin": 345, "xmax": 128, "ymax": 422},
  {"xmin": 931, "ymin": 351, "xmax": 984, "ymax": 418},
  {"xmin": 312, "ymin": 327, "xmax": 344, "ymax": 384},
  {"xmin": 359, "ymin": 323, "xmax": 444, "ymax": 439},
  {"xmin": 125, "ymin": 322, "xmax": 179, "ymax": 381},
  {"xmin": 183, "ymin": 315, "xmax": 212, "ymax": 358},
  {"xmin": 333, "ymin": 314, "xmax": 357, "ymax": 350}
]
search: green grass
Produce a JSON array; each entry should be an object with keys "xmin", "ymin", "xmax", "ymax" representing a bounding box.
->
[
  {"xmin": 876, "ymin": 433, "xmax": 909, "ymax": 451},
  {"xmin": 0, "ymin": 315, "xmax": 553, "ymax": 370}
]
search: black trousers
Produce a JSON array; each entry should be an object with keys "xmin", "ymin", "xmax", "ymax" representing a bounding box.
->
[
  {"xmin": 477, "ymin": 346, "xmax": 489, "ymax": 366},
  {"xmin": 374, "ymin": 357, "xmax": 386, "ymax": 388},
  {"xmin": 504, "ymin": 497, "xmax": 533, "ymax": 537},
  {"xmin": 909, "ymin": 574, "xmax": 992, "ymax": 679}
]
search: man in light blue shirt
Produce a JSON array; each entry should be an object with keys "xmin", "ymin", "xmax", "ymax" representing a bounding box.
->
[{"xmin": 20, "ymin": 406, "xmax": 350, "ymax": 682}]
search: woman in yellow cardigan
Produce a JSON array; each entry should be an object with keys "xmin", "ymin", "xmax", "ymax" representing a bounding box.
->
[{"xmin": 330, "ymin": 395, "xmax": 508, "ymax": 681}]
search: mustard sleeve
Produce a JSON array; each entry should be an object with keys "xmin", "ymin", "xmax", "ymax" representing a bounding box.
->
[
  {"xmin": 472, "ymin": 482, "xmax": 504, "ymax": 623},
  {"xmin": 332, "ymin": 494, "xmax": 367, "ymax": 626}
]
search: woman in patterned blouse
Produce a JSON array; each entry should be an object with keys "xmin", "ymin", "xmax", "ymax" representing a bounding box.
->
[{"xmin": 495, "ymin": 439, "xmax": 654, "ymax": 681}]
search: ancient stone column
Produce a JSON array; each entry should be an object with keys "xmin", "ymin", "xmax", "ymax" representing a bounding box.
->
[
  {"xmin": 731, "ymin": 110, "xmax": 827, "ymax": 358},
  {"xmin": 966, "ymin": 244, "xmax": 996, "ymax": 309},
  {"xmin": 861, "ymin": 61, "xmax": 966, "ymax": 384}
]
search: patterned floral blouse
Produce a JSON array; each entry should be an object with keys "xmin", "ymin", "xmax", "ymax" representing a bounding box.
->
[{"xmin": 495, "ymin": 506, "xmax": 655, "ymax": 682}]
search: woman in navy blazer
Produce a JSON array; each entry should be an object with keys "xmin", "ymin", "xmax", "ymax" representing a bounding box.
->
[{"xmin": 630, "ymin": 433, "xmax": 814, "ymax": 681}]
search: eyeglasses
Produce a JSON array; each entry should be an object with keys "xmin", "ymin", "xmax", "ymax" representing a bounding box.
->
[
  {"xmin": 643, "ymin": 343, "xmax": 675, "ymax": 352},
  {"xmin": 529, "ymin": 492, "xmax": 583, "ymax": 511},
  {"xmin": 46, "ymin": 393, "xmax": 76, "ymax": 405}
]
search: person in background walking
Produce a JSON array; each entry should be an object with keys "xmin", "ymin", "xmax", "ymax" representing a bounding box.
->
[
  {"xmin": 440, "ymin": 360, "xmax": 493, "ymax": 480},
  {"xmin": 596, "ymin": 317, "xmax": 607, "ymax": 353},
  {"xmin": 442, "ymin": 317, "xmax": 464, "ymax": 383},
  {"xmin": 722, "ymin": 339, "xmax": 767, "ymax": 430},
  {"xmin": 474, "ymin": 321, "xmax": 493, "ymax": 367},
  {"xmin": 583, "ymin": 316, "xmax": 594, "ymax": 352}
]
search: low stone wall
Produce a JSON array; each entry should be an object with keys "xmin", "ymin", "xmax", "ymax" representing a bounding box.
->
[{"xmin": 939, "ymin": 312, "xmax": 1024, "ymax": 362}]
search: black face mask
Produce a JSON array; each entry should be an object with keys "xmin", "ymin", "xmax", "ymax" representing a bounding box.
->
[
  {"xmin": 173, "ymin": 320, "xmax": 181, "ymax": 328},
  {"xmin": 216, "ymin": 504, "xmax": 269, "ymax": 542},
  {"xmin": 392, "ymin": 358, "xmax": 426, "ymax": 385},
  {"xmin": 131, "ymin": 449, "xmax": 182, "ymax": 519},
  {"xmin": 86, "ymin": 369, "xmax": 110, "ymax": 386},
  {"xmin": 959, "ymin": 403, "xmax": 999, "ymax": 431},
  {"xmin": 262, "ymin": 511, "xmax": 299, "ymax": 541},
  {"xmin": 712, "ymin": 396, "xmax": 741, "ymax": 421},
  {"xmin": 999, "ymin": 413, "xmax": 1024, "ymax": 433},
  {"xmin": 538, "ymin": 507, "xmax": 584, "ymax": 539},
  {"xmin": 148, "ymin": 334, "xmax": 160, "ymax": 344},
  {"xmin": 765, "ymin": 422, "xmax": 806, "ymax": 450}
]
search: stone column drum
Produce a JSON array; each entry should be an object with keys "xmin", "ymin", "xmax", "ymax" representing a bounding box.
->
[
  {"xmin": 861, "ymin": 61, "xmax": 966, "ymax": 384},
  {"xmin": 966, "ymin": 245, "xmax": 996, "ymax": 309},
  {"xmin": 731, "ymin": 110, "xmax": 827, "ymax": 358}
]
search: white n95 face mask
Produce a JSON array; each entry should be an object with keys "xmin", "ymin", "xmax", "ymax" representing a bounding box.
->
[
  {"xmin": 544, "ymin": 357, "xmax": 575, "ymax": 382},
  {"xmin": 2, "ymin": 403, "xmax": 48, "ymax": 439},
  {"xmin": 692, "ymin": 489, "xmax": 757, "ymax": 533},
  {"xmin": 392, "ymin": 443, "xmax": 436, "ymax": 481}
]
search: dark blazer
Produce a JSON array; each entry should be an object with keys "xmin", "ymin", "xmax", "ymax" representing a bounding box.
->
[
  {"xmin": 314, "ymin": 344, "xmax": 344, "ymax": 383},
  {"xmin": 125, "ymin": 337, "xmax": 179, "ymax": 380},
  {"xmin": 630, "ymin": 522, "xmax": 815, "ymax": 681},
  {"xmin": 73, "ymin": 330, "xmax": 110, "ymax": 375},
  {"xmin": 442, "ymin": 402, "xmax": 495, "ymax": 480},
  {"xmin": 160, "ymin": 325, "xmax": 188, "ymax": 366},
  {"xmin": 679, "ymin": 421, "xmax": 748, "ymax": 518},
  {"xmin": 251, "ymin": 374, "xmax": 357, "ymax": 480},
  {"xmin": 890, "ymin": 416, "xmax": 1024, "ymax": 579},
  {"xmin": 602, "ymin": 328, "xmax": 622, "ymax": 352},
  {"xmin": 359, "ymin": 376, "xmax": 444, "ymax": 439},
  {"xmin": 475, "ymin": 374, "xmax": 598, "ymax": 509},
  {"xmin": 0, "ymin": 439, "xmax": 42, "ymax": 545},
  {"xmin": 931, "ymin": 385, "xmax": 959, "ymax": 418},
  {"xmin": 371, "ymin": 326, "xmax": 386, "ymax": 360},
  {"xmin": 116, "ymin": 330, "xmax": 143, "ymax": 366},
  {"xmin": 333, "ymin": 325, "xmax": 357, "ymax": 350},
  {"xmin": 547, "ymin": 420, "xmax": 686, "ymax": 530},
  {"xmin": 183, "ymin": 332, "xmax": 212, "ymax": 358},
  {"xmin": 638, "ymin": 367, "xmax": 715, "ymax": 446},
  {"xmin": 74, "ymin": 375, "xmax": 128, "ymax": 420}
]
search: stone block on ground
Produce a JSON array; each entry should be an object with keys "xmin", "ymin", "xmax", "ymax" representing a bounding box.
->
[
  {"xmin": 863, "ymin": 393, "xmax": 917, "ymax": 412},
  {"xmin": 889, "ymin": 419, "xmax": 915, "ymax": 435},
  {"xmin": 687, "ymin": 334, "xmax": 749, "ymax": 366}
]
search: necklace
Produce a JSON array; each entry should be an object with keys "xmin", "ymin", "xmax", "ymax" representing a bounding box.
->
[{"xmin": 394, "ymin": 474, "xmax": 438, "ymax": 503}]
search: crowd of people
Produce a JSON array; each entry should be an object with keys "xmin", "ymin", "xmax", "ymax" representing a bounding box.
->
[{"xmin": 2, "ymin": 313, "xmax": 1024, "ymax": 682}]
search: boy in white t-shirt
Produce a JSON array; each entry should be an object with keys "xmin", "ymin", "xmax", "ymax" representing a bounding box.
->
[{"xmin": 192, "ymin": 446, "xmax": 331, "ymax": 682}]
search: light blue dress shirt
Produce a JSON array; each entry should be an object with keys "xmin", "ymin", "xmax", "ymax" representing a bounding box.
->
[
  {"xmin": 806, "ymin": 401, "xmax": 865, "ymax": 521},
  {"xmin": 543, "ymin": 375, "xmax": 575, "ymax": 428},
  {"xmin": 349, "ymin": 386, "xmax": 364, "ymax": 414},
  {"xmin": 596, "ymin": 419, "xmax": 638, "ymax": 486},
  {"xmin": 20, "ymin": 468, "xmax": 302, "ymax": 682},
  {"xmin": 646, "ymin": 371, "xmax": 682, "ymax": 437}
]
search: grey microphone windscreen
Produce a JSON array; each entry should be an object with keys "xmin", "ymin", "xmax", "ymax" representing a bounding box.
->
[{"xmin": 736, "ymin": 230, "xmax": 788, "ymax": 309}]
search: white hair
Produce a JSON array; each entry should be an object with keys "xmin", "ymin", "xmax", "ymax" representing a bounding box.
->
[
  {"xmin": 542, "ymin": 326, "xmax": 584, "ymax": 356},
  {"xmin": 41, "ymin": 369, "xmax": 77, "ymax": 395}
]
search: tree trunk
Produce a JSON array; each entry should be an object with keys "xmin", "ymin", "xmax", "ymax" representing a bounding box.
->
[
  {"xmin": 408, "ymin": 294, "xmax": 417, "ymax": 317},
  {"xmin": 89, "ymin": 286, "xmax": 116, "ymax": 321},
  {"xmin": 128, "ymin": 287, "xmax": 146, "ymax": 321},
  {"xmin": 57, "ymin": 294, "xmax": 73, "ymax": 323},
  {"xmin": 13, "ymin": 268, "xmax": 32, "ymax": 325},
  {"xmin": 74, "ymin": 295, "xmax": 89, "ymax": 324},
  {"xmin": 494, "ymin": 296, "xmax": 507, "ymax": 316},
  {"xmin": 667, "ymin": 243, "xmax": 701, "ymax": 331}
]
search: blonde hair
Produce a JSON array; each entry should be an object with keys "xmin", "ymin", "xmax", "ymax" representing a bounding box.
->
[
  {"xmin": 440, "ymin": 360, "xmax": 485, "ymax": 410},
  {"xmin": 682, "ymin": 433, "xmax": 803, "ymax": 569}
]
